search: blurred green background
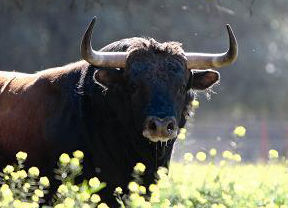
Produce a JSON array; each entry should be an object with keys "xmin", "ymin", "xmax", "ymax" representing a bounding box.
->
[{"xmin": 1, "ymin": 0, "xmax": 287, "ymax": 161}]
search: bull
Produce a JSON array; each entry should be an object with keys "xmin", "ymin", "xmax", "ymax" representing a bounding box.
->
[{"xmin": 0, "ymin": 17, "xmax": 237, "ymax": 206}]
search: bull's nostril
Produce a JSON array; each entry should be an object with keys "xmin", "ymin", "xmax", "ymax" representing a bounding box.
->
[
  {"xmin": 167, "ymin": 122, "xmax": 174, "ymax": 131},
  {"xmin": 148, "ymin": 121, "xmax": 157, "ymax": 131}
]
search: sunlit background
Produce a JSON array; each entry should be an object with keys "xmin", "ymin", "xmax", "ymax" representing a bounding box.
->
[{"xmin": 1, "ymin": 0, "xmax": 287, "ymax": 162}]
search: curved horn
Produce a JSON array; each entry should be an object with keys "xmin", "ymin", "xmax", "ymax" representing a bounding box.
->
[
  {"xmin": 185, "ymin": 24, "xmax": 238, "ymax": 69},
  {"xmin": 81, "ymin": 17, "xmax": 127, "ymax": 68}
]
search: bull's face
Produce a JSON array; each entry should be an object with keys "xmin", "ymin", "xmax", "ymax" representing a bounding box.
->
[
  {"xmin": 81, "ymin": 17, "xmax": 238, "ymax": 142},
  {"xmin": 126, "ymin": 52, "xmax": 188, "ymax": 142},
  {"xmin": 94, "ymin": 46, "xmax": 220, "ymax": 142}
]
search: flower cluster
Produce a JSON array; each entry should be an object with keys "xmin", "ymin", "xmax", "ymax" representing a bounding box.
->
[
  {"xmin": 0, "ymin": 150, "xmax": 107, "ymax": 208},
  {"xmin": 53, "ymin": 151, "xmax": 107, "ymax": 208},
  {"xmin": 0, "ymin": 152, "xmax": 49, "ymax": 208},
  {"xmin": 1, "ymin": 125, "xmax": 287, "ymax": 208}
]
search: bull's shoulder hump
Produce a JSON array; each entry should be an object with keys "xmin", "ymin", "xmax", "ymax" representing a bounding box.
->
[{"xmin": 38, "ymin": 60, "xmax": 87, "ymax": 84}]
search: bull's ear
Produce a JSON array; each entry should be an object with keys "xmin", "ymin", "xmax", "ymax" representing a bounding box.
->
[
  {"xmin": 93, "ymin": 69, "xmax": 125, "ymax": 88},
  {"xmin": 189, "ymin": 70, "xmax": 220, "ymax": 90}
]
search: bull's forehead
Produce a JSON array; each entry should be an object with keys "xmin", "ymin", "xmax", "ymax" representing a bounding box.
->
[{"xmin": 127, "ymin": 54, "xmax": 187, "ymax": 83}]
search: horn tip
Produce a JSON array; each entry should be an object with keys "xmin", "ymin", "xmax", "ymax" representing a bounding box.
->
[
  {"xmin": 90, "ymin": 16, "xmax": 97, "ymax": 25},
  {"xmin": 225, "ymin": 24, "xmax": 237, "ymax": 43},
  {"xmin": 225, "ymin": 24, "xmax": 232, "ymax": 32}
]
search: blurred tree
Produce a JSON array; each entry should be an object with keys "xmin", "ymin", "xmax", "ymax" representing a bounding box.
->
[{"xmin": 0, "ymin": 0, "xmax": 287, "ymax": 120}]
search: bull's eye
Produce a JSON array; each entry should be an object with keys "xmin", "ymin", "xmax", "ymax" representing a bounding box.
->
[{"xmin": 179, "ymin": 85, "xmax": 186, "ymax": 94}]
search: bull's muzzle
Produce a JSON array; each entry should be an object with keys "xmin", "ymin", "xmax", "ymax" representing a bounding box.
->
[{"xmin": 143, "ymin": 116, "xmax": 178, "ymax": 142}]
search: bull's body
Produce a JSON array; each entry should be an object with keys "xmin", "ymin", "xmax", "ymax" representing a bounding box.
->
[{"xmin": 0, "ymin": 43, "xmax": 175, "ymax": 206}]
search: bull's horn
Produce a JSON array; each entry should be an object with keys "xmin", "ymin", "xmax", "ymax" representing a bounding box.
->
[
  {"xmin": 81, "ymin": 17, "xmax": 127, "ymax": 68},
  {"xmin": 185, "ymin": 24, "xmax": 238, "ymax": 69}
]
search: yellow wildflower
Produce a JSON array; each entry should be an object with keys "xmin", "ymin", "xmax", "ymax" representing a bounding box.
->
[
  {"xmin": 1, "ymin": 184, "xmax": 9, "ymax": 192},
  {"xmin": 233, "ymin": 154, "xmax": 242, "ymax": 162},
  {"xmin": 191, "ymin": 99, "xmax": 200, "ymax": 108},
  {"xmin": 40, "ymin": 176, "xmax": 50, "ymax": 187},
  {"xmin": 184, "ymin": 152, "xmax": 193, "ymax": 162},
  {"xmin": 179, "ymin": 128, "xmax": 187, "ymax": 134},
  {"xmin": 3, "ymin": 165, "xmax": 14, "ymax": 174},
  {"xmin": 97, "ymin": 202, "xmax": 109, "ymax": 208},
  {"xmin": 79, "ymin": 191, "xmax": 90, "ymax": 201},
  {"xmin": 55, "ymin": 204, "xmax": 65, "ymax": 208},
  {"xmin": 157, "ymin": 167, "xmax": 168, "ymax": 176},
  {"xmin": 149, "ymin": 184, "xmax": 158, "ymax": 192},
  {"xmin": 82, "ymin": 204, "xmax": 91, "ymax": 208},
  {"xmin": 233, "ymin": 126, "xmax": 246, "ymax": 137},
  {"xmin": 11, "ymin": 172, "xmax": 20, "ymax": 181},
  {"xmin": 59, "ymin": 153, "xmax": 70, "ymax": 165},
  {"xmin": 91, "ymin": 194, "xmax": 101, "ymax": 203},
  {"xmin": 139, "ymin": 186, "xmax": 146, "ymax": 194},
  {"xmin": 57, "ymin": 184, "xmax": 69, "ymax": 195},
  {"xmin": 196, "ymin": 151, "xmax": 206, "ymax": 162},
  {"xmin": 115, "ymin": 187, "xmax": 123, "ymax": 194},
  {"xmin": 18, "ymin": 170, "xmax": 27, "ymax": 179},
  {"xmin": 73, "ymin": 150, "xmax": 84, "ymax": 159},
  {"xmin": 13, "ymin": 200, "xmax": 22, "ymax": 208},
  {"xmin": 269, "ymin": 149, "xmax": 279, "ymax": 159},
  {"xmin": 134, "ymin": 162, "xmax": 146, "ymax": 173},
  {"xmin": 177, "ymin": 133, "xmax": 186, "ymax": 140},
  {"xmin": 32, "ymin": 195, "xmax": 39, "ymax": 202},
  {"xmin": 16, "ymin": 151, "xmax": 28, "ymax": 161},
  {"xmin": 64, "ymin": 198, "xmax": 75, "ymax": 207},
  {"xmin": 23, "ymin": 183, "xmax": 30, "ymax": 192},
  {"xmin": 128, "ymin": 181, "xmax": 139, "ymax": 192},
  {"xmin": 34, "ymin": 189, "xmax": 44, "ymax": 197},
  {"xmin": 1, "ymin": 185, "xmax": 13, "ymax": 202},
  {"xmin": 28, "ymin": 167, "xmax": 40, "ymax": 177},
  {"xmin": 222, "ymin": 150, "xmax": 233, "ymax": 159},
  {"xmin": 209, "ymin": 148, "xmax": 217, "ymax": 157},
  {"xmin": 89, "ymin": 177, "xmax": 100, "ymax": 188},
  {"xmin": 71, "ymin": 185, "xmax": 79, "ymax": 192}
]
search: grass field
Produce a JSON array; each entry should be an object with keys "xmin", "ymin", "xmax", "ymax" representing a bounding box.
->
[
  {"xmin": 1, "ymin": 126, "xmax": 288, "ymax": 207},
  {"xmin": 148, "ymin": 161, "xmax": 288, "ymax": 208}
]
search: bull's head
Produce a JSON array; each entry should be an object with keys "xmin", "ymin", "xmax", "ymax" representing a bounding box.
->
[{"xmin": 81, "ymin": 17, "xmax": 238, "ymax": 142}]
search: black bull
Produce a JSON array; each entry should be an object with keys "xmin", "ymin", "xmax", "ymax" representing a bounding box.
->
[{"xmin": 0, "ymin": 18, "xmax": 237, "ymax": 206}]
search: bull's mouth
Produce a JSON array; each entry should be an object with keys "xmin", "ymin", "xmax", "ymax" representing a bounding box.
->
[{"xmin": 142, "ymin": 116, "xmax": 178, "ymax": 142}]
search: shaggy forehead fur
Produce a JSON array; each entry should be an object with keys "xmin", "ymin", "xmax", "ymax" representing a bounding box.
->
[
  {"xmin": 125, "ymin": 38, "xmax": 187, "ymax": 82},
  {"xmin": 127, "ymin": 38, "xmax": 186, "ymax": 56}
]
